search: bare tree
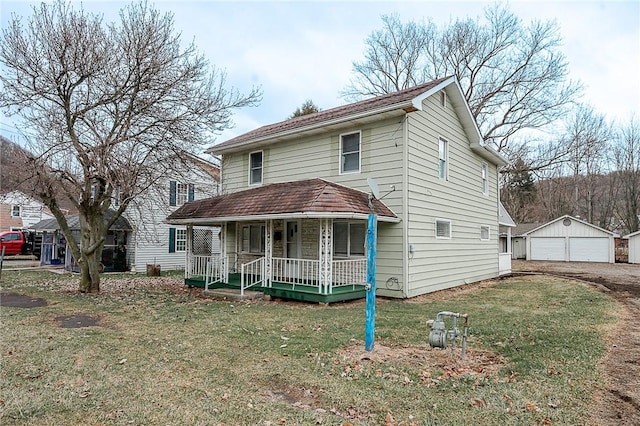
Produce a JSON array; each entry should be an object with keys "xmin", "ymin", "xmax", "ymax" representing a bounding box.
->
[
  {"xmin": 0, "ymin": 1, "xmax": 260, "ymax": 292},
  {"xmin": 563, "ymin": 104, "xmax": 612, "ymax": 223},
  {"xmin": 343, "ymin": 4, "xmax": 582, "ymax": 152},
  {"xmin": 613, "ymin": 116, "xmax": 640, "ymax": 233},
  {"xmin": 289, "ymin": 99, "xmax": 321, "ymax": 118}
]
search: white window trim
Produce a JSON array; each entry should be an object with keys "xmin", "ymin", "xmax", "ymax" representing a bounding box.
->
[
  {"xmin": 248, "ymin": 150, "xmax": 263, "ymax": 185},
  {"xmin": 176, "ymin": 183, "xmax": 189, "ymax": 205},
  {"xmin": 440, "ymin": 90, "xmax": 447, "ymax": 108},
  {"xmin": 480, "ymin": 225, "xmax": 490, "ymax": 241},
  {"xmin": 435, "ymin": 218, "xmax": 452, "ymax": 240},
  {"xmin": 438, "ymin": 137, "xmax": 448, "ymax": 181},
  {"xmin": 175, "ymin": 229, "xmax": 187, "ymax": 252},
  {"xmin": 339, "ymin": 130, "xmax": 362, "ymax": 175},
  {"xmin": 241, "ymin": 223, "xmax": 265, "ymax": 254},
  {"xmin": 11, "ymin": 205, "xmax": 21, "ymax": 217},
  {"xmin": 481, "ymin": 162, "xmax": 489, "ymax": 195},
  {"xmin": 333, "ymin": 221, "xmax": 366, "ymax": 258}
]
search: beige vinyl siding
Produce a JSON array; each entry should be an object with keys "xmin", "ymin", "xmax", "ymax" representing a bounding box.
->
[
  {"xmin": 405, "ymin": 92, "xmax": 498, "ymax": 296},
  {"xmin": 221, "ymin": 117, "xmax": 406, "ymax": 296}
]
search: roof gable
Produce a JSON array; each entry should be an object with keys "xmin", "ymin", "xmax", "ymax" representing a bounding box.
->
[{"xmin": 522, "ymin": 215, "xmax": 618, "ymax": 237}]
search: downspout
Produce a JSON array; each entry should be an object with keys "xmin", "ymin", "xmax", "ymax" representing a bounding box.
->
[{"xmin": 402, "ymin": 114, "xmax": 409, "ymax": 298}]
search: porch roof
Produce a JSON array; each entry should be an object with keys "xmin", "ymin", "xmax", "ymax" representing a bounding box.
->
[{"xmin": 166, "ymin": 178, "xmax": 399, "ymax": 225}]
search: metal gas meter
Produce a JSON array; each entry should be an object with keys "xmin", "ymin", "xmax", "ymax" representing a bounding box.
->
[{"xmin": 426, "ymin": 311, "xmax": 469, "ymax": 357}]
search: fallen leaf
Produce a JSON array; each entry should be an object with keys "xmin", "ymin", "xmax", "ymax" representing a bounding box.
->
[
  {"xmin": 525, "ymin": 402, "xmax": 540, "ymax": 412},
  {"xmin": 541, "ymin": 419, "xmax": 552, "ymax": 425},
  {"xmin": 79, "ymin": 391, "xmax": 90, "ymax": 398},
  {"xmin": 469, "ymin": 397, "xmax": 487, "ymax": 408},
  {"xmin": 384, "ymin": 412, "xmax": 397, "ymax": 426},
  {"xmin": 118, "ymin": 358, "xmax": 127, "ymax": 365},
  {"xmin": 281, "ymin": 336, "xmax": 290, "ymax": 340},
  {"xmin": 280, "ymin": 344, "xmax": 288, "ymax": 348}
]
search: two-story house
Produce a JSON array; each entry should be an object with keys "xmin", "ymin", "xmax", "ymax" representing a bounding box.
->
[
  {"xmin": 166, "ymin": 76, "xmax": 508, "ymax": 302},
  {"xmin": 32, "ymin": 153, "xmax": 220, "ymax": 273}
]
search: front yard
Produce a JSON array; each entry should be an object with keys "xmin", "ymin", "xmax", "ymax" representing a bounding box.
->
[{"xmin": 0, "ymin": 270, "xmax": 618, "ymax": 425}]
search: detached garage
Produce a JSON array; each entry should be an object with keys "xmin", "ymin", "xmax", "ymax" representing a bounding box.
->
[
  {"xmin": 523, "ymin": 215, "xmax": 618, "ymax": 263},
  {"xmin": 625, "ymin": 231, "xmax": 640, "ymax": 264}
]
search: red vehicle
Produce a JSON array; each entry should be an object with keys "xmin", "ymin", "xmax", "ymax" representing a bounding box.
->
[{"xmin": 0, "ymin": 231, "xmax": 32, "ymax": 256}]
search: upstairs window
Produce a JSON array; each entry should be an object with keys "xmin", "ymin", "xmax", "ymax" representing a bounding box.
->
[
  {"xmin": 333, "ymin": 221, "xmax": 366, "ymax": 257},
  {"xmin": 169, "ymin": 181, "xmax": 194, "ymax": 206},
  {"xmin": 438, "ymin": 138, "xmax": 448, "ymax": 180},
  {"xmin": 435, "ymin": 219, "xmax": 451, "ymax": 239},
  {"xmin": 481, "ymin": 163, "xmax": 489, "ymax": 195},
  {"xmin": 249, "ymin": 151, "xmax": 263, "ymax": 185},
  {"xmin": 11, "ymin": 205, "xmax": 20, "ymax": 217},
  {"xmin": 340, "ymin": 131, "xmax": 361, "ymax": 174}
]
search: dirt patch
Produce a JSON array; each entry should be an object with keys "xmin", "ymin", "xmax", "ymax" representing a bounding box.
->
[
  {"xmin": 0, "ymin": 291, "xmax": 48, "ymax": 308},
  {"xmin": 337, "ymin": 343, "xmax": 506, "ymax": 382},
  {"xmin": 513, "ymin": 260, "xmax": 640, "ymax": 426},
  {"xmin": 55, "ymin": 314, "xmax": 100, "ymax": 328}
]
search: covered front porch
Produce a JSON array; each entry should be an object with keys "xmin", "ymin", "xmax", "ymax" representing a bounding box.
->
[
  {"xmin": 183, "ymin": 219, "xmax": 368, "ymax": 303},
  {"xmin": 167, "ymin": 178, "xmax": 399, "ymax": 303}
]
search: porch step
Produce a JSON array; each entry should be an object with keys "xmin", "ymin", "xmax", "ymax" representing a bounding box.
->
[{"xmin": 202, "ymin": 288, "xmax": 264, "ymax": 301}]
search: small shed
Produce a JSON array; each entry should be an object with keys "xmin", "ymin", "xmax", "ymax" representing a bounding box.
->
[
  {"xmin": 522, "ymin": 215, "xmax": 618, "ymax": 263},
  {"xmin": 624, "ymin": 230, "xmax": 640, "ymax": 264}
]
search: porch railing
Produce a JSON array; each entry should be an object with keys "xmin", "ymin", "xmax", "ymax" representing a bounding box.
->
[
  {"xmin": 205, "ymin": 255, "xmax": 226, "ymax": 291},
  {"xmin": 271, "ymin": 258, "xmax": 320, "ymax": 290},
  {"xmin": 332, "ymin": 258, "xmax": 367, "ymax": 289},
  {"xmin": 188, "ymin": 254, "xmax": 220, "ymax": 279},
  {"xmin": 241, "ymin": 257, "xmax": 265, "ymax": 296}
]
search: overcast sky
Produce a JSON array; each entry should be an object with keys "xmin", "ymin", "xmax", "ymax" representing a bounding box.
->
[{"xmin": 1, "ymin": 0, "xmax": 638, "ymax": 147}]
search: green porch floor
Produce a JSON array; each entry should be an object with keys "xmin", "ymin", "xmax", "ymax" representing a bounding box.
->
[{"xmin": 185, "ymin": 273, "xmax": 366, "ymax": 304}]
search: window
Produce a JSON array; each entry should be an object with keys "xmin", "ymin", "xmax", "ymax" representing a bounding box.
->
[
  {"xmin": 168, "ymin": 227, "xmax": 187, "ymax": 253},
  {"xmin": 242, "ymin": 224, "xmax": 265, "ymax": 253},
  {"xmin": 340, "ymin": 131, "xmax": 361, "ymax": 174},
  {"xmin": 435, "ymin": 219, "xmax": 451, "ymax": 239},
  {"xmin": 249, "ymin": 151, "xmax": 263, "ymax": 185},
  {"xmin": 438, "ymin": 138, "xmax": 448, "ymax": 180},
  {"xmin": 440, "ymin": 90, "xmax": 447, "ymax": 108},
  {"xmin": 169, "ymin": 181, "xmax": 194, "ymax": 206},
  {"xmin": 175, "ymin": 229, "xmax": 187, "ymax": 252},
  {"xmin": 481, "ymin": 163, "xmax": 488, "ymax": 195},
  {"xmin": 480, "ymin": 225, "xmax": 490, "ymax": 241},
  {"xmin": 11, "ymin": 205, "xmax": 20, "ymax": 217},
  {"xmin": 333, "ymin": 221, "xmax": 366, "ymax": 257}
]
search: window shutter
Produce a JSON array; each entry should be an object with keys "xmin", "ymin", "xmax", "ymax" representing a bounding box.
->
[
  {"xmin": 188, "ymin": 184, "xmax": 195, "ymax": 201},
  {"xmin": 169, "ymin": 181, "xmax": 177, "ymax": 206},
  {"xmin": 169, "ymin": 228, "xmax": 176, "ymax": 253}
]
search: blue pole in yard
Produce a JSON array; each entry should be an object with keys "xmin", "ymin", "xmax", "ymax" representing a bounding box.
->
[{"xmin": 365, "ymin": 213, "xmax": 377, "ymax": 352}]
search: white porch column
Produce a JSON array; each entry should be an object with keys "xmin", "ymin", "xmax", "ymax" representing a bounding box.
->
[
  {"xmin": 185, "ymin": 225, "xmax": 193, "ymax": 278},
  {"xmin": 220, "ymin": 223, "xmax": 227, "ymax": 283},
  {"xmin": 507, "ymin": 227, "xmax": 512, "ymax": 255},
  {"xmin": 319, "ymin": 218, "xmax": 333, "ymax": 295},
  {"xmin": 265, "ymin": 220, "xmax": 273, "ymax": 287}
]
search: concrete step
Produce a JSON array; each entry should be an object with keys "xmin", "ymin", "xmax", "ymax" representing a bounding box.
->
[{"xmin": 203, "ymin": 288, "xmax": 264, "ymax": 301}]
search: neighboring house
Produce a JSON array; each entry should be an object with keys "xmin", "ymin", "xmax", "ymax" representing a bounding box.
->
[
  {"xmin": 167, "ymin": 76, "xmax": 509, "ymax": 302},
  {"xmin": 32, "ymin": 211, "xmax": 132, "ymax": 271},
  {"xmin": 120, "ymin": 154, "xmax": 221, "ymax": 272},
  {"xmin": 521, "ymin": 215, "xmax": 618, "ymax": 263},
  {"xmin": 0, "ymin": 191, "xmax": 54, "ymax": 231},
  {"xmin": 624, "ymin": 231, "xmax": 640, "ymax": 264},
  {"xmin": 31, "ymin": 154, "xmax": 220, "ymax": 272}
]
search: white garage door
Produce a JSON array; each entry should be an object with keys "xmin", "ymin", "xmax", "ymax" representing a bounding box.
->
[
  {"xmin": 569, "ymin": 238, "xmax": 609, "ymax": 262},
  {"xmin": 530, "ymin": 238, "xmax": 566, "ymax": 261}
]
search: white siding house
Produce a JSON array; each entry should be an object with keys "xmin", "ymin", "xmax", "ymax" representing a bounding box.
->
[
  {"xmin": 625, "ymin": 231, "xmax": 640, "ymax": 264},
  {"xmin": 523, "ymin": 215, "xmax": 618, "ymax": 263},
  {"xmin": 0, "ymin": 191, "xmax": 55, "ymax": 231},
  {"xmin": 126, "ymin": 155, "xmax": 220, "ymax": 272}
]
